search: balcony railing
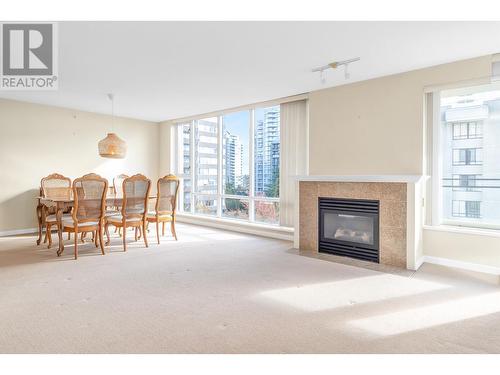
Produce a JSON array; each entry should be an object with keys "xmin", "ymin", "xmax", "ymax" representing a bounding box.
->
[{"xmin": 442, "ymin": 178, "xmax": 500, "ymax": 190}]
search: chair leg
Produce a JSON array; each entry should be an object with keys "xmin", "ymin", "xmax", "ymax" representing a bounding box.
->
[
  {"xmin": 147, "ymin": 221, "xmax": 150, "ymax": 233},
  {"xmin": 105, "ymin": 222, "xmax": 111, "ymax": 246},
  {"xmin": 162, "ymin": 222, "xmax": 165, "ymax": 236},
  {"xmin": 94, "ymin": 230, "xmax": 99, "ymax": 248},
  {"xmin": 74, "ymin": 229, "xmax": 78, "ymax": 260},
  {"xmin": 118, "ymin": 227, "xmax": 122, "ymax": 237},
  {"xmin": 171, "ymin": 220, "xmax": 178, "ymax": 241},
  {"xmin": 143, "ymin": 221, "xmax": 148, "ymax": 248},
  {"xmin": 36, "ymin": 206, "xmax": 43, "ymax": 245},
  {"xmin": 81, "ymin": 232, "xmax": 86, "ymax": 243},
  {"xmin": 138, "ymin": 226, "xmax": 142, "ymax": 240},
  {"xmin": 47, "ymin": 224, "xmax": 52, "ymax": 249},
  {"xmin": 155, "ymin": 221, "xmax": 160, "ymax": 245},
  {"xmin": 67, "ymin": 232, "xmax": 70, "ymax": 240},
  {"xmin": 123, "ymin": 225, "xmax": 127, "ymax": 252},
  {"xmin": 134, "ymin": 227, "xmax": 138, "ymax": 242},
  {"xmin": 99, "ymin": 226, "xmax": 105, "ymax": 255},
  {"xmin": 43, "ymin": 228, "xmax": 48, "ymax": 244}
]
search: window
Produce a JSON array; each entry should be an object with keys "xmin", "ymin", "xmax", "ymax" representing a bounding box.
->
[
  {"xmin": 174, "ymin": 106, "xmax": 281, "ymax": 225},
  {"xmin": 178, "ymin": 123, "xmax": 192, "ymax": 212},
  {"xmin": 435, "ymin": 81, "xmax": 500, "ymax": 229},
  {"xmin": 194, "ymin": 117, "xmax": 218, "ymax": 197},
  {"xmin": 452, "ymin": 121, "xmax": 482, "ymax": 140},
  {"xmin": 452, "ymin": 201, "xmax": 481, "ymax": 219},
  {"xmin": 452, "ymin": 148, "xmax": 482, "ymax": 166},
  {"xmin": 451, "ymin": 175, "xmax": 480, "ymax": 192},
  {"xmin": 254, "ymin": 106, "xmax": 280, "ymax": 199},
  {"xmin": 221, "ymin": 111, "xmax": 250, "ymax": 220}
]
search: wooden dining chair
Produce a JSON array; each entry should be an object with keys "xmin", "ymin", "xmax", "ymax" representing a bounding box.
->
[
  {"xmin": 113, "ymin": 174, "xmax": 129, "ymax": 197},
  {"xmin": 146, "ymin": 174, "xmax": 180, "ymax": 244},
  {"xmin": 108, "ymin": 174, "xmax": 129, "ymax": 234},
  {"xmin": 105, "ymin": 174, "xmax": 151, "ymax": 251},
  {"xmin": 40, "ymin": 173, "xmax": 72, "ymax": 248},
  {"xmin": 61, "ymin": 173, "xmax": 108, "ymax": 260}
]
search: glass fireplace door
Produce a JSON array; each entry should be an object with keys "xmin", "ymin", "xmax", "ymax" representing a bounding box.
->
[{"xmin": 322, "ymin": 211, "xmax": 375, "ymax": 246}]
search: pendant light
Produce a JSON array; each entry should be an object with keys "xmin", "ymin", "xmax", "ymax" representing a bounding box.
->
[{"xmin": 98, "ymin": 93, "xmax": 127, "ymax": 159}]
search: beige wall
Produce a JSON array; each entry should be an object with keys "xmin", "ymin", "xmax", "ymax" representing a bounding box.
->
[
  {"xmin": 423, "ymin": 229, "xmax": 500, "ymax": 268},
  {"xmin": 308, "ymin": 56, "xmax": 491, "ymax": 175},
  {"xmin": 0, "ymin": 99, "xmax": 160, "ymax": 233}
]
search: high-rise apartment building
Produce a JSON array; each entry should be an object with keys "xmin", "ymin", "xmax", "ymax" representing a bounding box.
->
[
  {"xmin": 254, "ymin": 106, "xmax": 280, "ymax": 196},
  {"xmin": 195, "ymin": 118, "xmax": 218, "ymax": 196},
  {"xmin": 224, "ymin": 131, "xmax": 243, "ymax": 189},
  {"xmin": 441, "ymin": 90, "xmax": 500, "ymax": 226}
]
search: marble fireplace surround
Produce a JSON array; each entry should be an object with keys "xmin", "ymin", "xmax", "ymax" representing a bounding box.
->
[{"xmin": 293, "ymin": 176, "xmax": 425, "ymax": 270}]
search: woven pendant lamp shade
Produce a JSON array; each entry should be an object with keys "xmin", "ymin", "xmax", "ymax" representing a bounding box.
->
[
  {"xmin": 98, "ymin": 93, "xmax": 127, "ymax": 159},
  {"xmin": 98, "ymin": 133, "xmax": 127, "ymax": 159}
]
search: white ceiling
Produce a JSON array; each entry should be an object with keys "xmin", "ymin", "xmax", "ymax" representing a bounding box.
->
[{"xmin": 1, "ymin": 21, "xmax": 500, "ymax": 122}]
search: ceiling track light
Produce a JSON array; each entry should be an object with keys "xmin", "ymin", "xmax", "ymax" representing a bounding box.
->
[{"xmin": 312, "ymin": 57, "xmax": 360, "ymax": 83}]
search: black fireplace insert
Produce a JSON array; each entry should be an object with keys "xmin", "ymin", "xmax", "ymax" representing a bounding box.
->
[{"xmin": 318, "ymin": 197, "xmax": 380, "ymax": 263}]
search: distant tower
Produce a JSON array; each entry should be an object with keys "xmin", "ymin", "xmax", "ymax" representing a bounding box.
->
[
  {"xmin": 254, "ymin": 106, "xmax": 280, "ymax": 195},
  {"xmin": 224, "ymin": 131, "xmax": 243, "ymax": 188}
]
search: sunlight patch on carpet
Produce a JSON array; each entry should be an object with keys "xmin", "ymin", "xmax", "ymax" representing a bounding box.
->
[
  {"xmin": 256, "ymin": 274, "xmax": 450, "ymax": 312},
  {"xmin": 348, "ymin": 291, "xmax": 500, "ymax": 336}
]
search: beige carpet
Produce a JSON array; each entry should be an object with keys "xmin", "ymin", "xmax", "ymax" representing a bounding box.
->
[{"xmin": 1, "ymin": 223, "xmax": 500, "ymax": 354}]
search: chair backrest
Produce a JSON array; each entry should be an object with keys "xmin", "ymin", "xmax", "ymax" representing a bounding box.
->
[
  {"xmin": 156, "ymin": 174, "xmax": 180, "ymax": 215},
  {"xmin": 122, "ymin": 174, "xmax": 151, "ymax": 218},
  {"xmin": 72, "ymin": 173, "xmax": 108, "ymax": 224},
  {"xmin": 41, "ymin": 173, "xmax": 71, "ymax": 200},
  {"xmin": 113, "ymin": 174, "xmax": 129, "ymax": 198}
]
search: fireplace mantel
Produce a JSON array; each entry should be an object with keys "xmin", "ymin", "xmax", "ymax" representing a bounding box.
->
[{"xmin": 294, "ymin": 175, "xmax": 426, "ymax": 270}]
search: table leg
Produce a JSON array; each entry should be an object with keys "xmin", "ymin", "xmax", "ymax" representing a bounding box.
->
[{"xmin": 56, "ymin": 205, "xmax": 65, "ymax": 256}]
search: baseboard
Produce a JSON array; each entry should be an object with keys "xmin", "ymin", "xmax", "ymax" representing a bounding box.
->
[
  {"xmin": 1, "ymin": 220, "xmax": 295, "ymax": 242},
  {"xmin": 422, "ymin": 255, "xmax": 500, "ymax": 276},
  {"xmin": 0, "ymin": 227, "xmax": 37, "ymax": 237},
  {"xmin": 176, "ymin": 215, "xmax": 294, "ymax": 241}
]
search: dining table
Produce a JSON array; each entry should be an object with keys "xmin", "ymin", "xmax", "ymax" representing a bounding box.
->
[{"xmin": 36, "ymin": 193, "xmax": 156, "ymax": 256}]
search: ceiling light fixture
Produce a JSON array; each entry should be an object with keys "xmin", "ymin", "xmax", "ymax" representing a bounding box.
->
[
  {"xmin": 98, "ymin": 93, "xmax": 127, "ymax": 159},
  {"xmin": 312, "ymin": 57, "xmax": 360, "ymax": 83}
]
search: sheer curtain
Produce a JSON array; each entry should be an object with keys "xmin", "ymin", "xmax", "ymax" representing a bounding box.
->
[{"xmin": 280, "ymin": 99, "xmax": 308, "ymax": 227}]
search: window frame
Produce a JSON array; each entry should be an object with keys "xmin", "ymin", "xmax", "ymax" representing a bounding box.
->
[
  {"xmin": 451, "ymin": 121, "xmax": 483, "ymax": 140},
  {"xmin": 173, "ymin": 107, "xmax": 281, "ymax": 226},
  {"xmin": 452, "ymin": 147, "xmax": 483, "ymax": 166},
  {"xmin": 451, "ymin": 174, "xmax": 481, "ymax": 192},
  {"xmin": 452, "ymin": 200, "xmax": 481, "ymax": 219}
]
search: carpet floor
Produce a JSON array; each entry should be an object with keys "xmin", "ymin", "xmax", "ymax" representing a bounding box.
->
[{"xmin": 1, "ymin": 223, "xmax": 500, "ymax": 353}]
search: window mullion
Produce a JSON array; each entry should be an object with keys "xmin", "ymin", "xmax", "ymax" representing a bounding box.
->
[
  {"xmin": 190, "ymin": 120, "xmax": 195, "ymax": 214},
  {"xmin": 175, "ymin": 125, "xmax": 184, "ymax": 211},
  {"xmin": 249, "ymin": 109, "xmax": 255, "ymax": 222},
  {"xmin": 217, "ymin": 115, "xmax": 223, "ymax": 217}
]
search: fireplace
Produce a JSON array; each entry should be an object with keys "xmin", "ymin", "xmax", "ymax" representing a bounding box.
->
[{"xmin": 318, "ymin": 197, "xmax": 380, "ymax": 263}]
